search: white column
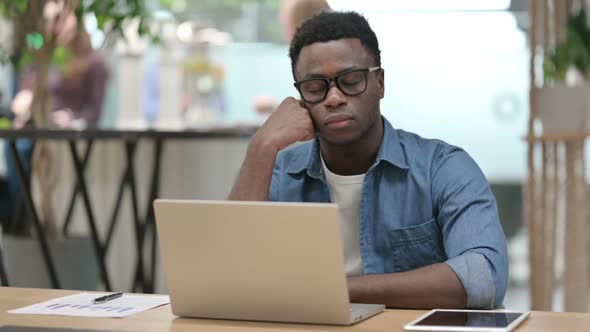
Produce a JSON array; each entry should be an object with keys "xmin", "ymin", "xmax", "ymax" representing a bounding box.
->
[
  {"xmin": 116, "ymin": 55, "xmax": 144, "ymax": 129},
  {"xmin": 157, "ymin": 49, "xmax": 183, "ymax": 130}
]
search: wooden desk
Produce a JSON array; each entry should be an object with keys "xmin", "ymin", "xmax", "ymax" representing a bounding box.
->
[{"xmin": 0, "ymin": 287, "xmax": 588, "ymax": 332}]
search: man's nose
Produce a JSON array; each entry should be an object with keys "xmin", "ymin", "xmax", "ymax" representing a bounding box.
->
[{"xmin": 323, "ymin": 83, "xmax": 346, "ymax": 108}]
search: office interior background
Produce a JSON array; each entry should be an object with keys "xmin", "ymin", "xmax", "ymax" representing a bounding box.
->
[{"xmin": 0, "ymin": 0, "xmax": 586, "ymax": 312}]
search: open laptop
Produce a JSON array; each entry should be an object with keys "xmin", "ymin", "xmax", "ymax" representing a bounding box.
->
[{"xmin": 154, "ymin": 199, "xmax": 385, "ymax": 325}]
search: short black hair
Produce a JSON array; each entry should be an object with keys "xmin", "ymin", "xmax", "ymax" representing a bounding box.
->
[{"xmin": 289, "ymin": 11, "xmax": 381, "ymax": 74}]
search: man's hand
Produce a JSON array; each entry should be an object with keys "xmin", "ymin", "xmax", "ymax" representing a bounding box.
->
[
  {"xmin": 10, "ymin": 90, "xmax": 33, "ymax": 129},
  {"xmin": 347, "ymin": 263, "xmax": 467, "ymax": 309},
  {"xmin": 52, "ymin": 109, "xmax": 73, "ymax": 128},
  {"xmin": 251, "ymin": 97, "xmax": 315, "ymax": 152},
  {"xmin": 228, "ymin": 97, "xmax": 315, "ymax": 201}
]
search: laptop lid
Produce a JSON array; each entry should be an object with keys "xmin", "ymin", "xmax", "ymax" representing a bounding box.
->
[{"xmin": 154, "ymin": 199, "xmax": 353, "ymax": 325}]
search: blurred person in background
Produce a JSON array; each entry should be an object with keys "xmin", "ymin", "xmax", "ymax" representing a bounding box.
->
[
  {"xmin": 11, "ymin": 2, "xmax": 109, "ymax": 129},
  {"xmin": 0, "ymin": 91, "xmax": 10, "ymax": 116},
  {"xmin": 279, "ymin": 0, "xmax": 331, "ymax": 43},
  {"xmin": 252, "ymin": 0, "xmax": 331, "ymax": 122},
  {"xmin": 1, "ymin": 2, "xmax": 109, "ymax": 230},
  {"xmin": 0, "ymin": 90, "xmax": 11, "ymax": 226}
]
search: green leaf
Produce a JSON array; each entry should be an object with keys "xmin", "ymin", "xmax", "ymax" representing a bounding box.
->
[
  {"xmin": 17, "ymin": 51, "xmax": 34, "ymax": 70},
  {"xmin": 86, "ymin": 0, "xmax": 99, "ymax": 12},
  {"xmin": 51, "ymin": 46, "xmax": 72, "ymax": 70},
  {"xmin": 544, "ymin": 7, "xmax": 590, "ymax": 82},
  {"xmin": 15, "ymin": 0, "xmax": 27, "ymax": 13},
  {"xmin": 26, "ymin": 33, "xmax": 44, "ymax": 50},
  {"xmin": 138, "ymin": 17, "xmax": 151, "ymax": 35},
  {"xmin": 97, "ymin": 14, "xmax": 108, "ymax": 29},
  {"xmin": 0, "ymin": 118, "xmax": 11, "ymax": 129}
]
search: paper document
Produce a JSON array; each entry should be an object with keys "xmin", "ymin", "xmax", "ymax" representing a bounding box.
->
[{"xmin": 8, "ymin": 292, "xmax": 170, "ymax": 318}]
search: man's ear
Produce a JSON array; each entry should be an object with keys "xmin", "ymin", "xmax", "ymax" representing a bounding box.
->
[{"xmin": 378, "ymin": 69, "xmax": 385, "ymax": 99}]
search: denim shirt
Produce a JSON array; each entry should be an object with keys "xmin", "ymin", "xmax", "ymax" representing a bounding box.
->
[{"xmin": 269, "ymin": 117, "xmax": 508, "ymax": 309}]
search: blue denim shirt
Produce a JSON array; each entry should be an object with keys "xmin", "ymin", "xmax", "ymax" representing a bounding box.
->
[{"xmin": 269, "ymin": 117, "xmax": 508, "ymax": 308}]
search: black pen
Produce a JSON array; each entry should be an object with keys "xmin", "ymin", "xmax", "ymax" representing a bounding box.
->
[{"xmin": 92, "ymin": 292, "xmax": 123, "ymax": 304}]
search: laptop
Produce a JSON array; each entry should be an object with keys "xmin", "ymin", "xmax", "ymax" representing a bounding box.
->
[{"xmin": 154, "ymin": 199, "xmax": 385, "ymax": 325}]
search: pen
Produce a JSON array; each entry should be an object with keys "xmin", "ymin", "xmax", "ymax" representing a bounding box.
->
[{"xmin": 92, "ymin": 292, "xmax": 123, "ymax": 304}]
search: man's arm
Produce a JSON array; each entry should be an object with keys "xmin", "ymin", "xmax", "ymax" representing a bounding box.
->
[
  {"xmin": 348, "ymin": 263, "xmax": 466, "ymax": 309},
  {"xmin": 432, "ymin": 147, "xmax": 508, "ymax": 308},
  {"xmin": 348, "ymin": 146, "xmax": 507, "ymax": 309},
  {"xmin": 228, "ymin": 138, "xmax": 280, "ymax": 201},
  {"xmin": 228, "ymin": 97, "xmax": 315, "ymax": 201}
]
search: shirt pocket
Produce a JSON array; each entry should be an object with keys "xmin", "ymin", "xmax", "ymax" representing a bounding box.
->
[{"xmin": 388, "ymin": 218, "xmax": 447, "ymax": 272}]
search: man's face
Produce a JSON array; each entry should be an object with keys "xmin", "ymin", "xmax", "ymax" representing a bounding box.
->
[{"xmin": 294, "ymin": 38, "xmax": 384, "ymax": 146}]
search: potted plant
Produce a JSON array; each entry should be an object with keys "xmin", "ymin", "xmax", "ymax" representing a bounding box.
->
[
  {"xmin": 538, "ymin": 8, "xmax": 590, "ymax": 135},
  {"xmin": 0, "ymin": 0, "xmax": 152, "ymax": 290}
]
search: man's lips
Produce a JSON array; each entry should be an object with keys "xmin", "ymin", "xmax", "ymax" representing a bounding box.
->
[{"xmin": 325, "ymin": 114, "xmax": 354, "ymax": 125}]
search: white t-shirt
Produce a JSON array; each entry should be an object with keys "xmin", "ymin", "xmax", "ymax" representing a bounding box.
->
[{"xmin": 321, "ymin": 156, "xmax": 365, "ymax": 277}]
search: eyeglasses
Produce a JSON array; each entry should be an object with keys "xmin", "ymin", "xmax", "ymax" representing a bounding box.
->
[{"xmin": 294, "ymin": 67, "xmax": 381, "ymax": 104}]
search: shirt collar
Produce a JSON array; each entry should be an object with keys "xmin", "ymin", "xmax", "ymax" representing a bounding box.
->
[
  {"xmin": 377, "ymin": 117, "xmax": 409, "ymax": 170},
  {"xmin": 285, "ymin": 117, "xmax": 409, "ymax": 177}
]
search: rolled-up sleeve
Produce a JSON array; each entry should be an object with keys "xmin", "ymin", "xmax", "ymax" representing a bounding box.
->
[
  {"xmin": 446, "ymin": 253, "xmax": 497, "ymax": 308},
  {"xmin": 431, "ymin": 146, "xmax": 508, "ymax": 309}
]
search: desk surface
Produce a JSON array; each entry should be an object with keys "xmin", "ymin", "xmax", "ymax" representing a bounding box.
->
[{"xmin": 0, "ymin": 287, "xmax": 588, "ymax": 332}]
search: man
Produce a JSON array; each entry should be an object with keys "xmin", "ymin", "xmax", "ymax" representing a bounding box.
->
[{"xmin": 229, "ymin": 11, "xmax": 508, "ymax": 310}]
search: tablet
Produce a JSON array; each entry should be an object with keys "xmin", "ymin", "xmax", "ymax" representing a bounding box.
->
[{"xmin": 404, "ymin": 309, "xmax": 531, "ymax": 332}]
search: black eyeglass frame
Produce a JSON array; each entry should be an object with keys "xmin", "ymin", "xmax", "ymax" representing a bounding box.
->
[{"xmin": 293, "ymin": 66, "xmax": 381, "ymax": 104}]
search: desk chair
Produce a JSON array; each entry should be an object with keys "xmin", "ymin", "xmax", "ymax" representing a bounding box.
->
[
  {"xmin": 0, "ymin": 175, "xmax": 10, "ymax": 286},
  {"xmin": 0, "ymin": 246, "xmax": 8, "ymax": 286},
  {"xmin": 0, "ymin": 216, "xmax": 8, "ymax": 286}
]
